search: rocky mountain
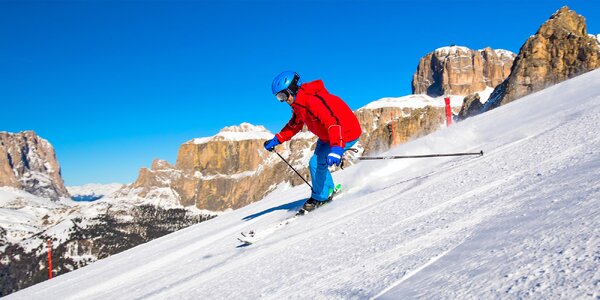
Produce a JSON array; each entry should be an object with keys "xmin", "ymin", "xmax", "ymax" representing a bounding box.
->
[
  {"xmin": 483, "ymin": 6, "xmax": 600, "ymax": 111},
  {"xmin": 457, "ymin": 93, "xmax": 484, "ymax": 120},
  {"xmin": 116, "ymin": 123, "xmax": 318, "ymax": 211},
  {"xmin": 412, "ymin": 46, "xmax": 515, "ymax": 97},
  {"xmin": 355, "ymin": 94, "xmax": 466, "ymax": 154},
  {"xmin": 0, "ymin": 131, "xmax": 69, "ymax": 200}
]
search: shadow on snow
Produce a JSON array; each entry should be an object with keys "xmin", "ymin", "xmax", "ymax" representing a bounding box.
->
[{"xmin": 242, "ymin": 198, "xmax": 307, "ymax": 221}]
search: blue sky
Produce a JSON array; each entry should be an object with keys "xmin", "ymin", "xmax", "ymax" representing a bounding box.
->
[{"xmin": 1, "ymin": 0, "xmax": 599, "ymax": 186}]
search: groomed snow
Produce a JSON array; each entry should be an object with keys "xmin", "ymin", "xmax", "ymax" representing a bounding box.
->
[{"xmin": 7, "ymin": 69, "xmax": 600, "ymax": 299}]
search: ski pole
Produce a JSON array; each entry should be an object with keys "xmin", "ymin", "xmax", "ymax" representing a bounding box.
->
[
  {"xmin": 274, "ymin": 150, "xmax": 313, "ymax": 190},
  {"xmin": 357, "ymin": 150, "xmax": 483, "ymax": 160}
]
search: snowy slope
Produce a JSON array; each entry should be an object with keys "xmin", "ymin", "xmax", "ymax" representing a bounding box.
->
[
  {"xmin": 0, "ymin": 183, "xmax": 208, "ymax": 255},
  {"xmin": 0, "ymin": 188, "xmax": 76, "ymax": 247},
  {"xmin": 8, "ymin": 69, "xmax": 600, "ymax": 299}
]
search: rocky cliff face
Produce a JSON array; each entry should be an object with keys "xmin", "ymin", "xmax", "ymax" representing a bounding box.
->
[
  {"xmin": 412, "ymin": 46, "xmax": 515, "ymax": 97},
  {"xmin": 483, "ymin": 7, "xmax": 600, "ymax": 111},
  {"xmin": 355, "ymin": 94, "xmax": 460, "ymax": 154},
  {"xmin": 0, "ymin": 131, "xmax": 69, "ymax": 199},
  {"xmin": 457, "ymin": 93, "xmax": 484, "ymax": 120},
  {"xmin": 118, "ymin": 123, "xmax": 317, "ymax": 211}
]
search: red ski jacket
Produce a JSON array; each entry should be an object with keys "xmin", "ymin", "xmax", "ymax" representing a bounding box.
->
[{"xmin": 275, "ymin": 80, "xmax": 362, "ymax": 148}]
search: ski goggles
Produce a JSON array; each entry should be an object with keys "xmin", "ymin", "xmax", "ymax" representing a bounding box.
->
[{"xmin": 276, "ymin": 90, "xmax": 291, "ymax": 102}]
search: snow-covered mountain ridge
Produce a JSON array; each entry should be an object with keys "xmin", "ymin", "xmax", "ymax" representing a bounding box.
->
[
  {"xmin": 0, "ymin": 182, "xmax": 216, "ymax": 296},
  {"xmin": 189, "ymin": 123, "xmax": 273, "ymax": 145},
  {"xmin": 434, "ymin": 45, "xmax": 514, "ymax": 59},
  {"xmin": 360, "ymin": 87, "xmax": 495, "ymax": 110},
  {"xmin": 9, "ymin": 68, "xmax": 600, "ymax": 299},
  {"xmin": 67, "ymin": 183, "xmax": 124, "ymax": 201}
]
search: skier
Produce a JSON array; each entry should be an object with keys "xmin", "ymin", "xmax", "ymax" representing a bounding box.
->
[{"xmin": 264, "ymin": 71, "xmax": 362, "ymax": 213}]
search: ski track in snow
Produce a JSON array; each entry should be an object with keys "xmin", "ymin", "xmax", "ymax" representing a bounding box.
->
[{"xmin": 6, "ymin": 70, "xmax": 600, "ymax": 299}]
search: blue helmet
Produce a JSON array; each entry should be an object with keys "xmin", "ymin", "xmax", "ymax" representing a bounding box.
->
[{"xmin": 271, "ymin": 71, "xmax": 301, "ymax": 95}]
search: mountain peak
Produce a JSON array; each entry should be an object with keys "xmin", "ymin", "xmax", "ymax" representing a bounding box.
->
[
  {"xmin": 0, "ymin": 130, "xmax": 69, "ymax": 199},
  {"xmin": 413, "ymin": 45, "xmax": 515, "ymax": 96},
  {"xmin": 220, "ymin": 122, "xmax": 268, "ymax": 133},
  {"xmin": 434, "ymin": 45, "xmax": 471, "ymax": 55},
  {"xmin": 188, "ymin": 123, "xmax": 272, "ymax": 145},
  {"xmin": 482, "ymin": 6, "xmax": 600, "ymax": 112},
  {"xmin": 538, "ymin": 6, "xmax": 587, "ymax": 38}
]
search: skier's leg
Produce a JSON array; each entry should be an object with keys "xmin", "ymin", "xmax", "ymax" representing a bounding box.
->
[
  {"xmin": 343, "ymin": 139, "xmax": 358, "ymax": 152},
  {"xmin": 309, "ymin": 139, "xmax": 334, "ymax": 201}
]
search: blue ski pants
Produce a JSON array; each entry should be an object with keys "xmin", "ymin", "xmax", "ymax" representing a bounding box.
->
[{"xmin": 309, "ymin": 139, "xmax": 358, "ymax": 201}]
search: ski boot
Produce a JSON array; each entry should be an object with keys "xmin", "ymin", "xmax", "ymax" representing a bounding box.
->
[
  {"xmin": 296, "ymin": 184, "xmax": 341, "ymax": 216},
  {"xmin": 298, "ymin": 198, "xmax": 331, "ymax": 215}
]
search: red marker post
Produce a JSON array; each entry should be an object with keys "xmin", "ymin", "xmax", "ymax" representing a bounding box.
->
[
  {"xmin": 47, "ymin": 240, "xmax": 53, "ymax": 279},
  {"xmin": 390, "ymin": 112, "xmax": 396, "ymax": 146},
  {"xmin": 444, "ymin": 97, "xmax": 453, "ymax": 127}
]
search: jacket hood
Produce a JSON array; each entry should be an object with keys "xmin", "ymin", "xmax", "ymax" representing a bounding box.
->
[{"xmin": 299, "ymin": 80, "xmax": 325, "ymax": 94}]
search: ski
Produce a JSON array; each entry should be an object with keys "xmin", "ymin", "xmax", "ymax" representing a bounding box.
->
[
  {"xmin": 238, "ymin": 184, "xmax": 342, "ymax": 246},
  {"xmin": 237, "ymin": 216, "xmax": 299, "ymax": 246}
]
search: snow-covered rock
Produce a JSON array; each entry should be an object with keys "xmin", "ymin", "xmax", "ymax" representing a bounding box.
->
[
  {"xmin": 0, "ymin": 184, "xmax": 216, "ymax": 296},
  {"xmin": 120, "ymin": 123, "xmax": 317, "ymax": 211},
  {"xmin": 361, "ymin": 94, "xmax": 472, "ymax": 110},
  {"xmin": 189, "ymin": 123, "xmax": 273, "ymax": 145},
  {"xmin": 412, "ymin": 45, "xmax": 515, "ymax": 96}
]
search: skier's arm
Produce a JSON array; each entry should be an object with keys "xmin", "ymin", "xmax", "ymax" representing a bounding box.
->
[
  {"xmin": 308, "ymin": 96, "xmax": 344, "ymax": 148},
  {"xmin": 276, "ymin": 112, "xmax": 304, "ymax": 143}
]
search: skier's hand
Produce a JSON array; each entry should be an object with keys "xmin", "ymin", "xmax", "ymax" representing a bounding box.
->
[
  {"xmin": 263, "ymin": 136, "xmax": 280, "ymax": 152},
  {"xmin": 327, "ymin": 146, "xmax": 344, "ymax": 166}
]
